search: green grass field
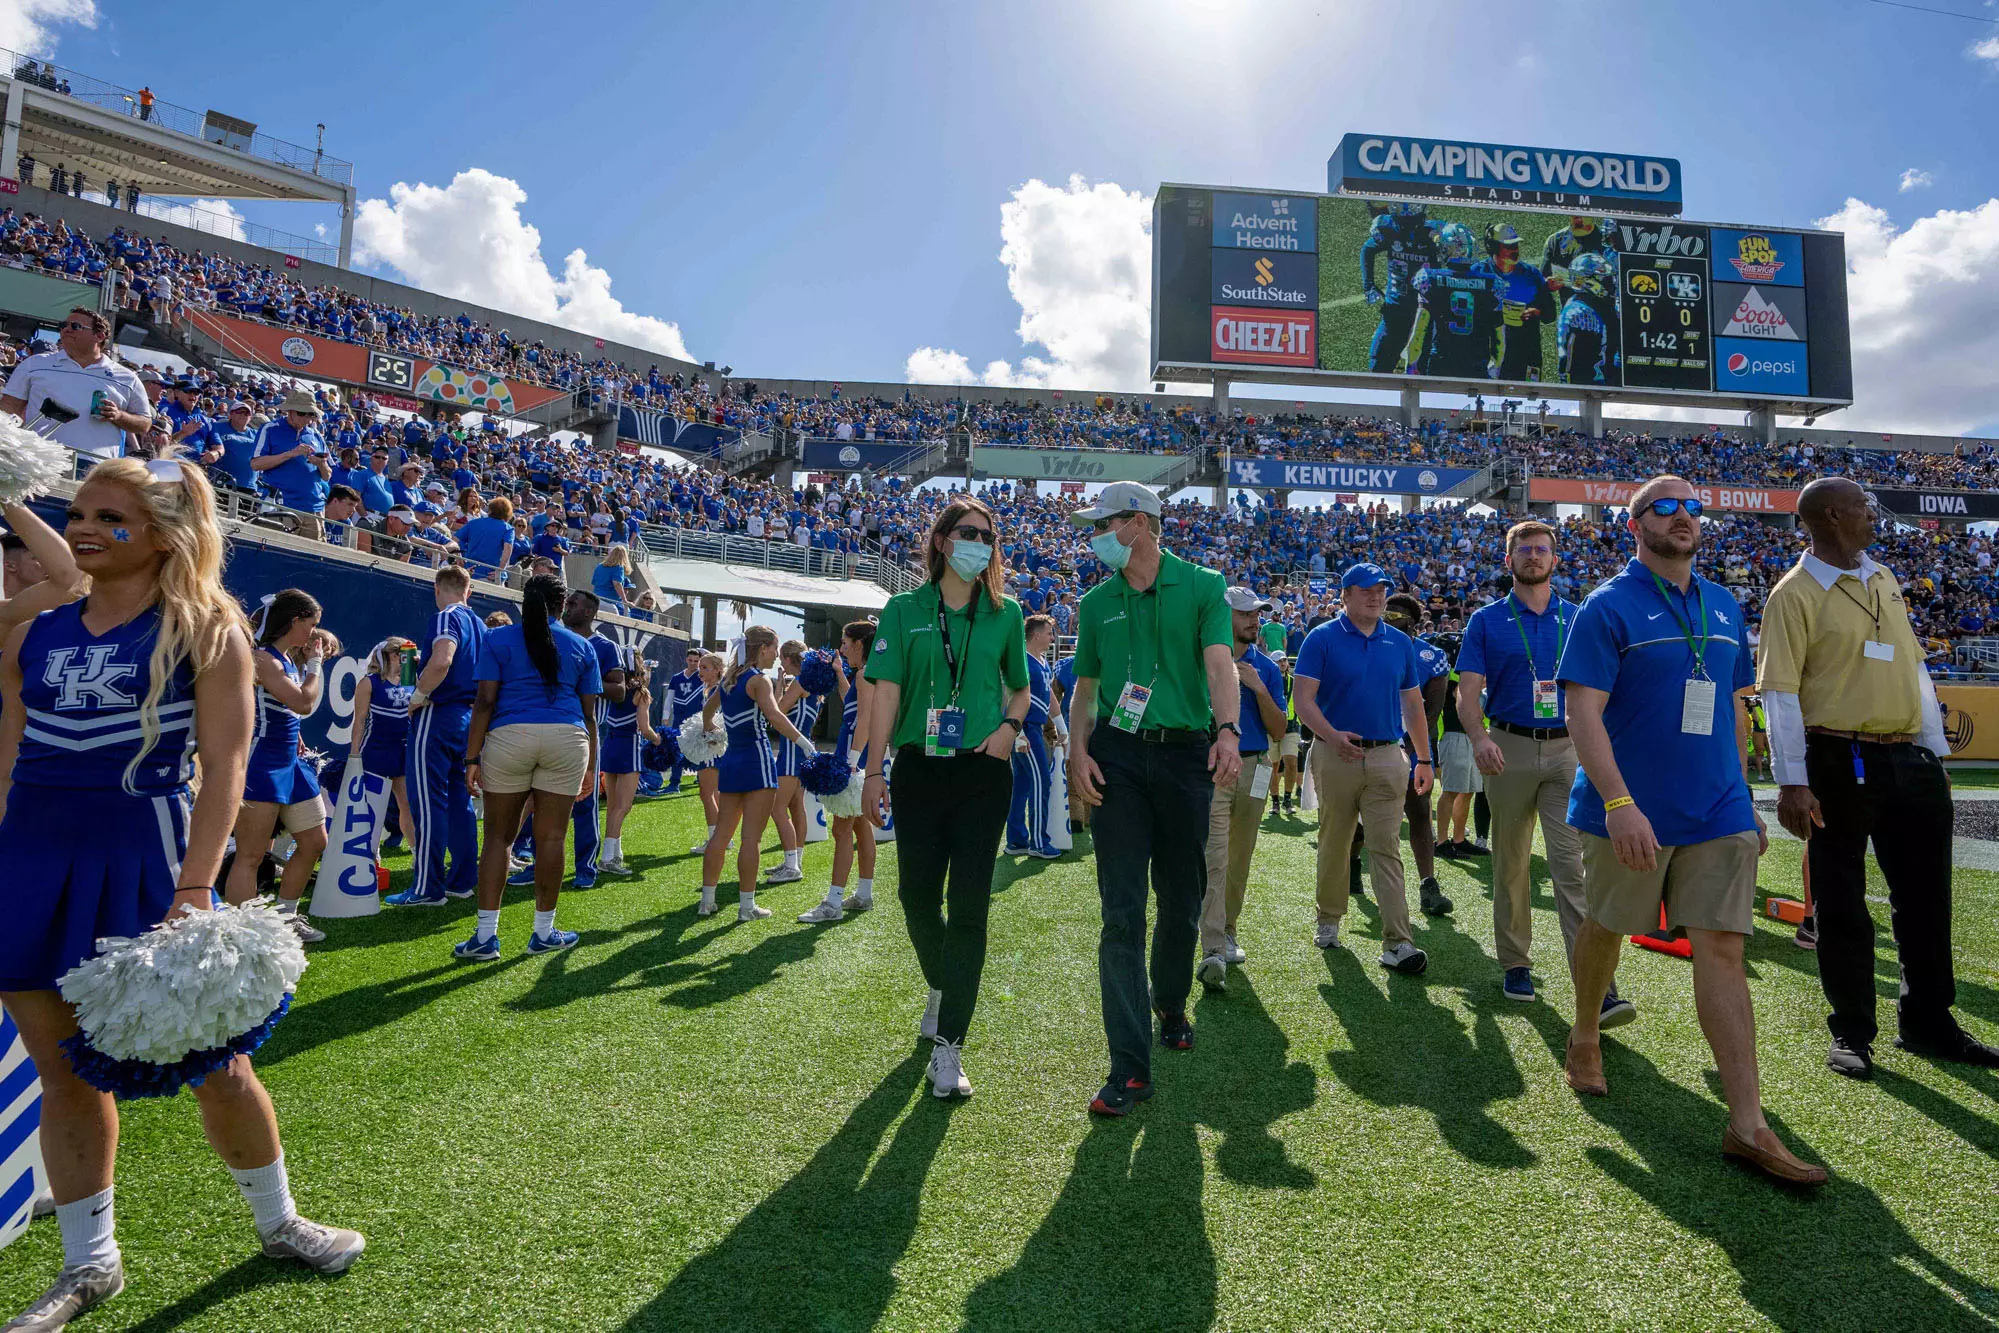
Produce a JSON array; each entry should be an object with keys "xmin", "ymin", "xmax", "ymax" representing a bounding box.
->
[
  {"xmin": 1317, "ymin": 197, "xmax": 1578, "ymax": 381},
  {"xmin": 5, "ymin": 790, "xmax": 1998, "ymax": 1331}
]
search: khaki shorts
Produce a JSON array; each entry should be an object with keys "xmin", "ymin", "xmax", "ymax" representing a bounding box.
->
[
  {"xmin": 277, "ymin": 796, "xmax": 325, "ymax": 835},
  {"xmin": 481, "ymin": 722, "xmax": 589, "ymax": 796},
  {"xmin": 1281, "ymin": 731, "xmax": 1301, "ymax": 760},
  {"xmin": 1581, "ymin": 828, "xmax": 1760, "ymax": 937}
]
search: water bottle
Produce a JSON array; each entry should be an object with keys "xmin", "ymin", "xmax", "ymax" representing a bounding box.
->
[{"xmin": 400, "ymin": 644, "xmax": 418, "ymax": 687}]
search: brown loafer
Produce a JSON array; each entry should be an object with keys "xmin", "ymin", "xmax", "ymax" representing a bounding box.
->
[
  {"xmin": 1565, "ymin": 1034, "xmax": 1607, "ymax": 1097},
  {"xmin": 1722, "ymin": 1126, "xmax": 1828, "ymax": 1187}
]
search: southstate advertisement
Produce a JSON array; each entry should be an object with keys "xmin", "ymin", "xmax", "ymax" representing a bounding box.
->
[
  {"xmin": 186, "ymin": 311, "xmax": 571, "ymax": 418},
  {"xmin": 1527, "ymin": 477, "xmax": 1801, "ymax": 514}
]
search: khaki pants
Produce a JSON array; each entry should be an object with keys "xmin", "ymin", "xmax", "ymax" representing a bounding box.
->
[
  {"xmin": 1200, "ymin": 756, "xmax": 1269, "ymax": 953},
  {"xmin": 1311, "ymin": 743, "xmax": 1412, "ymax": 946},
  {"xmin": 1487, "ymin": 729, "xmax": 1587, "ymax": 971}
]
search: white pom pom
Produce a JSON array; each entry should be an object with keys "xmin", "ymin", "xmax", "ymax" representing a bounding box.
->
[
  {"xmin": 677, "ymin": 716, "xmax": 728, "ymax": 765},
  {"xmin": 0, "ymin": 415, "xmax": 72, "ymax": 506},
  {"xmin": 58, "ymin": 900, "xmax": 309, "ymax": 1064},
  {"xmin": 819, "ymin": 769, "xmax": 864, "ymax": 821}
]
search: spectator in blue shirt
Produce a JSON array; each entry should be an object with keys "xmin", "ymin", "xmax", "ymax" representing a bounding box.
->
[
  {"xmin": 591, "ymin": 544, "xmax": 634, "ymax": 610},
  {"xmin": 1554, "ymin": 476, "xmax": 1817, "ymax": 1187},
  {"xmin": 358, "ymin": 450, "xmax": 397, "ymax": 514},
  {"xmin": 456, "ymin": 496, "xmax": 517, "ymax": 578},
  {"xmin": 196, "ymin": 402, "xmax": 259, "ymax": 492},
  {"xmin": 251, "ymin": 389, "xmax": 332, "ymax": 521}
]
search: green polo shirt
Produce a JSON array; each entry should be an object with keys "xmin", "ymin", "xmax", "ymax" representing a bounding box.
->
[
  {"xmin": 867, "ymin": 580, "xmax": 1029, "ymax": 751},
  {"xmin": 1073, "ymin": 548, "xmax": 1231, "ymax": 731}
]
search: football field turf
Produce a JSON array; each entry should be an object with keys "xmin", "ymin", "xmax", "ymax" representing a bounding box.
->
[{"xmin": 5, "ymin": 790, "xmax": 1998, "ymax": 1331}]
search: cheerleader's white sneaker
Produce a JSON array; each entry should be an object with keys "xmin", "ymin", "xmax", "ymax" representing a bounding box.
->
[
  {"xmin": 259, "ymin": 1215, "xmax": 366, "ymax": 1274},
  {"xmin": 5, "ymin": 1260, "xmax": 124, "ymax": 1331}
]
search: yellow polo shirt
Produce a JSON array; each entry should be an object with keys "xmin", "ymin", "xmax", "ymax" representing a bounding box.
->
[{"xmin": 1756, "ymin": 552, "xmax": 1925, "ymax": 734}]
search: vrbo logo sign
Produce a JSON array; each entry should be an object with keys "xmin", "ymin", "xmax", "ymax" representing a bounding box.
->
[
  {"xmin": 1037, "ymin": 454, "xmax": 1109, "ymax": 478},
  {"xmin": 1614, "ymin": 221, "xmax": 1707, "ymax": 258},
  {"xmin": 969, "ymin": 446, "xmax": 1177, "ymax": 485}
]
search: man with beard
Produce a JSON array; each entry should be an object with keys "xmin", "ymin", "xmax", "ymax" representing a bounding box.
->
[
  {"xmin": 1456, "ymin": 521, "xmax": 1632, "ymax": 1021},
  {"xmin": 1557, "ymin": 477, "xmax": 1822, "ymax": 1186}
]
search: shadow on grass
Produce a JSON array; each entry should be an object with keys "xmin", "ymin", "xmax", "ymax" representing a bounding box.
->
[
  {"xmin": 1189, "ymin": 972, "xmax": 1317, "ymax": 1190},
  {"xmin": 259, "ymin": 954, "xmax": 531, "ymax": 1069},
  {"xmin": 618, "ymin": 1053, "xmax": 942, "ymax": 1331},
  {"xmin": 116, "ymin": 1255, "xmax": 339, "ymax": 1333},
  {"xmin": 1574, "ymin": 1048, "xmax": 1998, "ymax": 1332},
  {"xmin": 1318, "ymin": 929, "xmax": 1538, "ymax": 1171},
  {"xmin": 959, "ymin": 1108, "xmax": 1216, "ymax": 1333}
]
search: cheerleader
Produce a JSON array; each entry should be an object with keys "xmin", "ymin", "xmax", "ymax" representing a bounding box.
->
[
  {"xmin": 764, "ymin": 640, "xmax": 821, "ymax": 886},
  {"xmin": 596, "ymin": 633, "xmax": 645, "ymax": 876},
  {"xmin": 685, "ymin": 651, "xmax": 724, "ymax": 855},
  {"xmin": 797, "ymin": 620, "xmax": 877, "ymax": 925},
  {"xmin": 0, "ymin": 458, "xmax": 362, "ymax": 1331},
  {"xmin": 698, "ymin": 626, "xmax": 813, "ymax": 921},
  {"xmin": 224, "ymin": 588, "xmax": 340, "ymax": 943},
  {"xmin": 347, "ymin": 637, "xmax": 417, "ymax": 854}
]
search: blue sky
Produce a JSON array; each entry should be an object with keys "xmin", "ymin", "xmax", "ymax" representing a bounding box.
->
[{"xmin": 17, "ymin": 0, "xmax": 1999, "ymax": 432}]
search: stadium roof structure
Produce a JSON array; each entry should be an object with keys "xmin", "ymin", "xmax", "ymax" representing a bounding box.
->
[
  {"xmin": 0, "ymin": 47, "xmax": 355, "ymax": 265},
  {"xmin": 644, "ymin": 554, "xmax": 892, "ymax": 614}
]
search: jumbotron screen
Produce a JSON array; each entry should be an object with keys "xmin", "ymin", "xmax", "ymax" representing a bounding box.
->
[{"xmin": 1151, "ymin": 184, "xmax": 1853, "ymax": 410}]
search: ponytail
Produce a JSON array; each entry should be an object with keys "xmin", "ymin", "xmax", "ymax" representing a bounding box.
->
[
  {"xmin": 725, "ymin": 625, "xmax": 778, "ymax": 691},
  {"xmin": 521, "ymin": 573, "xmax": 566, "ymax": 696}
]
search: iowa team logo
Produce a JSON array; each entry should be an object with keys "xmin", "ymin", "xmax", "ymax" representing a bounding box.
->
[{"xmin": 42, "ymin": 645, "xmax": 138, "ymax": 709}]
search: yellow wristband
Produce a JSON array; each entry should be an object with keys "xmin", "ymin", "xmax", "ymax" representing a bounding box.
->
[{"xmin": 1603, "ymin": 796, "xmax": 1635, "ymax": 812}]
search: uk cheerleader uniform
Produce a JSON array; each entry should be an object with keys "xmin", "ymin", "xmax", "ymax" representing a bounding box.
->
[
  {"xmin": 246, "ymin": 644, "xmax": 321, "ymax": 824},
  {"xmin": 837, "ymin": 660, "xmax": 869, "ymax": 782},
  {"xmin": 1006, "ymin": 653, "xmax": 1053, "ymax": 853},
  {"xmin": 0, "ymin": 603, "xmax": 197, "ymax": 990},
  {"xmin": 402, "ymin": 601, "xmax": 484, "ymax": 902},
  {"xmin": 714, "ymin": 671, "xmax": 775, "ymax": 794},
  {"xmin": 684, "ymin": 683, "xmax": 718, "ymax": 775},
  {"xmin": 773, "ymin": 687, "xmax": 823, "ymax": 780},
  {"xmin": 357, "ymin": 672, "xmax": 413, "ymax": 780},
  {"xmin": 600, "ymin": 641, "xmax": 643, "ymax": 775}
]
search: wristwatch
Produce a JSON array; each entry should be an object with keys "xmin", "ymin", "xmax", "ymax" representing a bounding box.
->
[
  {"xmin": 1217, "ymin": 721, "xmax": 1241, "ymax": 738},
  {"xmin": 997, "ymin": 716, "xmax": 1023, "ymax": 734}
]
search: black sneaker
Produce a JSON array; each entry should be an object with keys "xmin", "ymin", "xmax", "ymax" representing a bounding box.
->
[
  {"xmin": 1157, "ymin": 1011, "xmax": 1194, "ymax": 1050},
  {"xmin": 1419, "ymin": 876, "xmax": 1453, "ymax": 916},
  {"xmin": 1828, "ymin": 1036, "xmax": 1874, "ymax": 1080},
  {"xmin": 1794, "ymin": 911, "xmax": 1818, "ymax": 951},
  {"xmin": 1089, "ymin": 1076, "xmax": 1154, "ymax": 1117},
  {"xmin": 1466, "ymin": 839, "xmax": 1491, "ymax": 857},
  {"xmin": 1437, "ymin": 840, "xmax": 1464, "ymax": 858}
]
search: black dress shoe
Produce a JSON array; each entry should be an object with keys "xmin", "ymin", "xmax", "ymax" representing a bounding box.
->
[
  {"xmin": 1896, "ymin": 1028, "xmax": 1999, "ymax": 1067},
  {"xmin": 1827, "ymin": 1036, "xmax": 1874, "ymax": 1080}
]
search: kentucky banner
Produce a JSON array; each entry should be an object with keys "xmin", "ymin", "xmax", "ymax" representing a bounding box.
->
[
  {"xmin": 311, "ymin": 760, "xmax": 390, "ymax": 917},
  {"xmin": 1223, "ymin": 459, "xmax": 1478, "ymax": 494}
]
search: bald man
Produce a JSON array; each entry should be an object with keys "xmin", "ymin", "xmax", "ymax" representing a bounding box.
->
[
  {"xmin": 1760, "ymin": 476, "xmax": 1997, "ymax": 1079},
  {"xmin": 1557, "ymin": 475, "xmax": 1823, "ymax": 1186}
]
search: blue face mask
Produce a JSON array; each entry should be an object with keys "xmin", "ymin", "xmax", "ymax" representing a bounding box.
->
[
  {"xmin": 1091, "ymin": 529, "xmax": 1132, "ymax": 571},
  {"xmin": 947, "ymin": 539, "xmax": 991, "ymax": 581}
]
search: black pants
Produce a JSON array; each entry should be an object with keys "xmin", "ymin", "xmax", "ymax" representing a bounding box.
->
[
  {"xmin": 890, "ymin": 746, "xmax": 1011, "ymax": 1045},
  {"xmin": 1090, "ymin": 726, "xmax": 1213, "ymax": 1084},
  {"xmin": 1805, "ymin": 734, "xmax": 1958, "ymax": 1047}
]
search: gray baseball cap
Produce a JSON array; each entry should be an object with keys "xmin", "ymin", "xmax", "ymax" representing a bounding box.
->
[
  {"xmin": 1068, "ymin": 481, "xmax": 1163, "ymax": 527},
  {"xmin": 1224, "ymin": 586, "xmax": 1272, "ymax": 612}
]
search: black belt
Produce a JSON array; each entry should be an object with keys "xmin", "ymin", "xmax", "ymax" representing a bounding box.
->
[
  {"xmin": 1132, "ymin": 726, "xmax": 1211, "ymax": 745},
  {"xmin": 1356, "ymin": 738, "xmax": 1399, "ymax": 749},
  {"xmin": 1493, "ymin": 720, "xmax": 1569, "ymax": 741},
  {"xmin": 1239, "ymin": 749, "xmax": 1267, "ymax": 759}
]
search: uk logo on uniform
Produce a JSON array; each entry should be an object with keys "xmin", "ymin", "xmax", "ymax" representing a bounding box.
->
[{"xmin": 42, "ymin": 645, "xmax": 138, "ymax": 709}]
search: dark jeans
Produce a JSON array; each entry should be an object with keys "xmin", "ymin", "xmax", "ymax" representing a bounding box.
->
[
  {"xmin": 890, "ymin": 746, "xmax": 1011, "ymax": 1045},
  {"xmin": 1805, "ymin": 734, "xmax": 1958, "ymax": 1047},
  {"xmin": 1089, "ymin": 726, "xmax": 1213, "ymax": 1083}
]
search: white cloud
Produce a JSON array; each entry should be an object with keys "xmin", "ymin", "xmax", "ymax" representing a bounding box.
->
[
  {"xmin": 1899, "ymin": 167, "xmax": 1934, "ymax": 193},
  {"xmin": 353, "ymin": 168, "xmax": 692, "ymax": 362},
  {"xmin": 905, "ymin": 174, "xmax": 1152, "ymax": 390},
  {"xmin": 0, "ymin": 0, "xmax": 96, "ymax": 56},
  {"xmin": 1816, "ymin": 194, "xmax": 1999, "ymax": 433},
  {"xmin": 1972, "ymin": 34, "xmax": 1999, "ymax": 65},
  {"xmin": 135, "ymin": 196, "xmax": 246, "ymax": 242}
]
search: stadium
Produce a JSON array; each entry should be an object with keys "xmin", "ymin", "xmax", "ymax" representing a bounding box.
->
[{"xmin": 0, "ymin": 3, "xmax": 1995, "ymax": 1330}]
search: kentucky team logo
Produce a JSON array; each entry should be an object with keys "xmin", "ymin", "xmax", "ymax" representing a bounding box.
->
[{"xmin": 42, "ymin": 645, "xmax": 138, "ymax": 709}]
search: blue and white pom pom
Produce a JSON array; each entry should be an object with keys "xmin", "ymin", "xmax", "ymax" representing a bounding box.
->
[
  {"xmin": 57, "ymin": 900, "xmax": 309, "ymax": 1099},
  {"xmin": 798, "ymin": 748, "xmax": 851, "ymax": 798},
  {"xmin": 795, "ymin": 650, "xmax": 839, "ymax": 697},
  {"xmin": 818, "ymin": 768, "xmax": 865, "ymax": 821},
  {"xmin": 641, "ymin": 729, "xmax": 680, "ymax": 773},
  {"xmin": 677, "ymin": 715, "xmax": 728, "ymax": 765},
  {"xmin": 0, "ymin": 413, "xmax": 73, "ymax": 506}
]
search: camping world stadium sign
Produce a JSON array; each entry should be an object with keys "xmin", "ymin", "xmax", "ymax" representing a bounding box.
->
[{"xmin": 1328, "ymin": 134, "xmax": 1683, "ymax": 215}]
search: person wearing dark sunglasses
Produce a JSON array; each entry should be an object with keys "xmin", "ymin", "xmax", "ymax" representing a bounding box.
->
[{"xmin": 1557, "ymin": 475, "xmax": 1821, "ymax": 1186}]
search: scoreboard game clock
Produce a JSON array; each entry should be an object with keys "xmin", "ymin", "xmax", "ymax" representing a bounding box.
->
[
  {"xmin": 366, "ymin": 350, "xmax": 415, "ymax": 392},
  {"xmin": 1619, "ymin": 255, "xmax": 1710, "ymax": 392}
]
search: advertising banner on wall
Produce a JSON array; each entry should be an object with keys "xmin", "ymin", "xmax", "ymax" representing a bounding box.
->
[
  {"xmin": 1224, "ymin": 458, "xmax": 1475, "ymax": 493},
  {"xmin": 615, "ymin": 404, "xmax": 740, "ymax": 455},
  {"xmin": 1867, "ymin": 488, "xmax": 1999, "ymax": 522},
  {"xmin": 800, "ymin": 439, "xmax": 932, "ymax": 472},
  {"xmin": 1937, "ymin": 685, "xmax": 1999, "ymax": 761},
  {"xmin": 1527, "ymin": 477, "xmax": 1801, "ymax": 513},
  {"xmin": 970, "ymin": 446, "xmax": 1184, "ymax": 484}
]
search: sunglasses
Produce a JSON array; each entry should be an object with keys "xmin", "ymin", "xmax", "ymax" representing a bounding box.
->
[
  {"xmin": 58, "ymin": 320, "xmax": 92, "ymax": 332},
  {"xmin": 948, "ymin": 524, "xmax": 993, "ymax": 542},
  {"xmin": 1645, "ymin": 497, "xmax": 1704, "ymax": 518},
  {"xmin": 1090, "ymin": 511, "xmax": 1135, "ymax": 534}
]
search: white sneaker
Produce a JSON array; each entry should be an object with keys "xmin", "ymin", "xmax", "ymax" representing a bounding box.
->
[
  {"xmin": 285, "ymin": 914, "xmax": 326, "ymax": 944},
  {"xmin": 737, "ymin": 899, "xmax": 772, "ymax": 922},
  {"xmin": 928, "ymin": 1040, "xmax": 972, "ymax": 1099},
  {"xmin": 797, "ymin": 898, "xmax": 844, "ymax": 923},
  {"xmin": 918, "ymin": 988, "xmax": 942, "ymax": 1040},
  {"xmin": 1314, "ymin": 921, "xmax": 1341, "ymax": 949},
  {"xmin": 689, "ymin": 839, "xmax": 710, "ymax": 855},
  {"xmin": 7, "ymin": 1260, "xmax": 125, "ymax": 1330},
  {"xmin": 1378, "ymin": 941, "xmax": 1430, "ymax": 976},
  {"xmin": 696, "ymin": 890, "xmax": 717, "ymax": 916},
  {"xmin": 846, "ymin": 890, "xmax": 874, "ymax": 913},
  {"xmin": 1224, "ymin": 932, "xmax": 1247, "ymax": 965},
  {"xmin": 598, "ymin": 854, "xmax": 630, "ymax": 875},
  {"xmin": 259, "ymin": 1215, "xmax": 366, "ymax": 1274},
  {"xmin": 507, "ymin": 854, "xmax": 531, "ymax": 874},
  {"xmin": 1197, "ymin": 951, "xmax": 1228, "ymax": 992},
  {"xmin": 764, "ymin": 864, "xmax": 804, "ymax": 884}
]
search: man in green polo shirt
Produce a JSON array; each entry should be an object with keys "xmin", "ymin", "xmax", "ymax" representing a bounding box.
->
[{"xmin": 1067, "ymin": 481, "xmax": 1241, "ymax": 1118}]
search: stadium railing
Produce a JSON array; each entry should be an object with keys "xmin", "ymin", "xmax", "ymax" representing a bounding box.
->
[{"xmin": 0, "ymin": 47, "xmax": 354, "ymax": 185}]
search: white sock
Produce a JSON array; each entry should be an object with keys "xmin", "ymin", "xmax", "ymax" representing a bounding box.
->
[
  {"xmin": 604, "ymin": 836, "xmax": 621, "ymax": 860},
  {"xmin": 475, "ymin": 909, "xmax": 500, "ymax": 942},
  {"xmin": 705, "ymin": 825, "xmax": 716, "ymax": 843},
  {"xmin": 857, "ymin": 877, "xmax": 873, "ymax": 898},
  {"xmin": 739, "ymin": 890, "xmax": 756, "ymax": 906},
  {"xmin": 274, "ymin": 898, "xmax": 298, "ymax": 916},
  {"xmin": 56, "ymin": 1188, "xmax": 118, "ymax": 1269},
  {"xmin": 700, "ymin": 884, "xmax": 716, "ymax": 902},
  {"xmin": 228, "ymin": 1154, "xmax": 297, "ymax": 1237},
  {"xmin": 784, "ymin": 848, "xmax": 801, "ymax": 871},
  {"xmin": 826, "ymin": 882, "xmax": 845, "ymax": 903},
  {"xmin": 533, "ymin": 908, "xmax": 555, "ymax": 937}
]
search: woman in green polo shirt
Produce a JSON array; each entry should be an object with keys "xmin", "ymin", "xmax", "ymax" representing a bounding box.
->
[{"xmin": 863, "ymin": 495, "xmax": 1030, "ymax": 1101}]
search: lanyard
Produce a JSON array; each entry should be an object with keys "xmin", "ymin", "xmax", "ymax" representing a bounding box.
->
[
  {"xmin": 1647, "ymin": 570, "xmax": 1710, "ymax": 680},
  {"xmin": 1833, "ymin": 575, "xmax": 1881, "ymax": 636},
  {"xmin": 1506, "ymin": 594, "xmax": 1567, "ymax": 678},
  {"xmin": 936, "ymin": 584, "xmax": 978, "ymax": 707},
  {"xmin": 1122, "ymin": 575, "xmax": 1167, "ymax": 697}
]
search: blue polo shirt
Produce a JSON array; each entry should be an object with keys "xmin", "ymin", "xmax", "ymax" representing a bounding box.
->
[
  {"xmin": 1556, "ymin": 560, "xmax": 1756, "ymax": 846},
  {"xmin": 1293, "ymin": 614, "xmax": 1420, "ymax": 742},
  {"xmin": 421, "ymin": 602, "xmax": 487, "ymax": 709},
  {"xmin": 252, "ymin": 420, "xmax": 327, "ymax": 511},
  {"xmin": 1458, "ymin": 593, "xmax": 1582, "ymax": 728},
  {"xmin": 456, "ymin": 516, "xmax": 514, "ymax": 575},
  {"xmin": 476, "ymin": 623, "xmax": 604, "ymax": 729},
  {"xmin": 1234, "ymin": 644, "xmax": 1288, "ymax": 753}
]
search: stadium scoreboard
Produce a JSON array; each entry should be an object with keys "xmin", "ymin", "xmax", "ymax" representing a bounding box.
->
[{"xmin": 1153, "ymin": 182, "xmax": 1852, "ymax": 413}]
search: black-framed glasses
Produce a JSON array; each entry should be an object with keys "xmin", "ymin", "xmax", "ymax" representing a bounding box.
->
[
  {"xmin": 1090, "ymin": 511, "xmax": 1135, "ymax": 534},
  {"xmin": 1645, "ymin": 497, "xmax": 1704, "ymax": 518},
  {"xmin": 948, "ymin": 523, "xmax": 993, "ymax": 542}
]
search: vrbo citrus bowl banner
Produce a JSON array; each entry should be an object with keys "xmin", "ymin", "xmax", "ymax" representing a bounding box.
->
[
  {"xmin": 1528, "ymin": 477, "xmax": 1800, "ymax": 514},
  {"xmin": 970, "ymin": 446, "xmax": 1183, "ymax": 484},
  {"xmin": 1225, "ymin": 458, "xmax": 1475, "ymax": 494}
]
